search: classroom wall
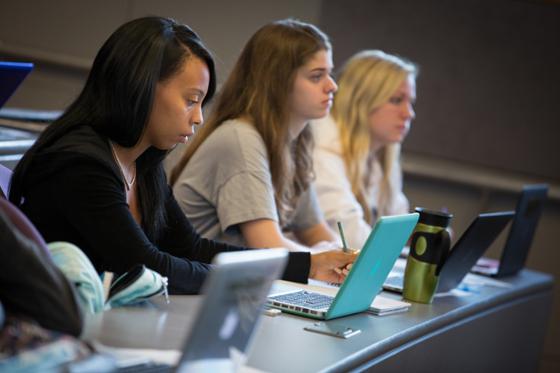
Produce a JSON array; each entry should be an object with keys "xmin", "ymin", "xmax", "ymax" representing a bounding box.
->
[
  {"xmin": 320, "ymin": 0, "xmax": 560, "ymax": 182},
  {"xmin": 318, "ymin": 2, "xmax": 559, "ymax": 371},
  {"xmin": 0, "ymin": 0, "xmax": 322, "ymax": 109},
  {"xmin": 1, "ymin": 1, "xmax": 558, "ymax": 372}
]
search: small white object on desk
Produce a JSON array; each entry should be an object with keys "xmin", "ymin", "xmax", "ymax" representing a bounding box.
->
[
  {"xmin": 263, "ymin": 308, "xmax": 282, "ymax": 317},
  {"xmin": 368, "ymin": 296, "xmax": 411, "ymax": 316}
]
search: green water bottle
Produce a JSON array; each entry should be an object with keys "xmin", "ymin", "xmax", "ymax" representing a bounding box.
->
[{"xmin": 403, "ymin": 207, "xmax": 452, "ymax": 303}]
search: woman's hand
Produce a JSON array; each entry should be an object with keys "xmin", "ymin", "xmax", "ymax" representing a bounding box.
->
[
  {"xmin": 341, "ymin": 263, "xmax": 353, "ymax": 276},
  {"xmin": 309, "ymin": 250, "xmax": 358, "ymax": 283}
]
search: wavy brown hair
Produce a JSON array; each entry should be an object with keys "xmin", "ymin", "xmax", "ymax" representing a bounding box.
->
[{"xmin": 170, "ymin": 19, "xmax": 331, "ymax": 226}]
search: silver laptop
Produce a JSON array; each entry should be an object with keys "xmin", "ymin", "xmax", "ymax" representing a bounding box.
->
[
  {"xmin": 267, "ymin": 213, "xmax": 419, "ymax": 320},
  {"xmin": 117, "ymin": 249, "xmax": 288, "ymax": 373}
]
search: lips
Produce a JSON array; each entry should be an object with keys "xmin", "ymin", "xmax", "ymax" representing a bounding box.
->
[
  {"xmin": 395, "ymin": 126, "xmax": 409, "ymax": 139},
  {"xmin": 179, "ymin": 128, "xmax": 194, "ymax": 142}
]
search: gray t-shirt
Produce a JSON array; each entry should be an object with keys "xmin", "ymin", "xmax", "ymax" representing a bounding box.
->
[{"xmin": 173, "ymin": 119, "xmax": 322, "ymax": 247}]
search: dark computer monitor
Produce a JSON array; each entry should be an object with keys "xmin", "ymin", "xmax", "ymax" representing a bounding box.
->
[
  {"xmin": 384, "ymin": 211, "xmax": 514, "ymax": 294},
  {"xmin": 495, "ymin": 184, "xmax": 548, "ymax": 277},
  {"xmin": 472, "ymin": 184, "xmax": 548, "ymax": 277},
  {"xmin": 437, "ymin": 211, "xmax": 514, "ymax": 293}
]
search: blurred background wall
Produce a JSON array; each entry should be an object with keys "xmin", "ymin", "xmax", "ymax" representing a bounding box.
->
[{"xmin": 1, "ymin": 1, "xmax": 558, "ymax": 371}]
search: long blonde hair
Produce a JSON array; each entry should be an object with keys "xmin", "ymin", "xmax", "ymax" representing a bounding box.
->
[
  {"xmin": 331, "ymin": 50, "xmax": 417, "ymax": 224},
  {"xmin": 170, "ymin": 19, "xmax": 331, "ymax": 226}
]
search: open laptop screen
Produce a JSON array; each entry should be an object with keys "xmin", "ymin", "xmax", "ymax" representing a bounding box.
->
[
  {"xmin": 176, "ymin": 249, "xmax": 288, "ymax": 371},
  {"xmin": 0, "ymin": 62, "xmax": 33, "ymax": 108}
]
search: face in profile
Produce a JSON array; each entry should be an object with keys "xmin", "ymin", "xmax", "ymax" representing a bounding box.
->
[
  {"xmin": 144, "ymin": 56, "xmax": 210, "ymax": 150},
  {"xmin": 289, "ymin": 49, "xmax": 338, "ymax": 137},
  {"xmin": 368, "ymin": 74, "xmax": 416, "ymax": 149}
]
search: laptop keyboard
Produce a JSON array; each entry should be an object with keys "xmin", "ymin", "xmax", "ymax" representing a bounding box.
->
[
  {"xmin": 383, "ymin": 275, "xmax": 404, "ymax": 292},
  {"xmin": 269, "ymin": 290, "xmax": 334, "ymax": 310}
]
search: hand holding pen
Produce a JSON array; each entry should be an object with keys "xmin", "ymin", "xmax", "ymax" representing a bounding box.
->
[
  {"xmin": 338, "ymin": 221, "xmax": 350, "ymax": 253},
  {"xmin": 334, "ymin": 221, "xmax": 356, "ymax": 276}
]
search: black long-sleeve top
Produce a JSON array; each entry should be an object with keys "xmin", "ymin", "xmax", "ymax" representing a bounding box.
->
[{"xmin": 19, "ymin": 126, "xmax": 310, "ymax": 293}]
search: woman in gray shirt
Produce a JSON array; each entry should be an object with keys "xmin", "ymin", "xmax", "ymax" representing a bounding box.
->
[{"xmin": 171, "ymin": 20, "xmax": 351, "ymax": 283}]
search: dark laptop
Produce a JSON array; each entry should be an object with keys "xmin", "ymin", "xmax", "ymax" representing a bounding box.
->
[
  {"xmin": 472, "ymin": 184, "xmax": 548, "ymax": 277},
  {"xmin": 117, "ymin": 249, "xmax": 288, "ymax": 373},
  {"xmin": 384, "ymin": 211, "xmax": 514, "ymax": 294},
  {"xmin": 0, "ymin": 62, "xmax": 33, "ymax": 108},
  {"xmin": 0, "ymin": 62, "xmax": 34, "ymax": 196}
]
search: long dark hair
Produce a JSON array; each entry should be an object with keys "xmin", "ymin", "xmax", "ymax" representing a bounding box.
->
[{"xmin": 10, "ymin": 16, "xmax": 216, "ymax": 240}]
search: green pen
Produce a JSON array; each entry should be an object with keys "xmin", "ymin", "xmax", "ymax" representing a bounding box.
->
[{"xmin": 337, "ymin": 221, "xmax": 350, "ymax": 253}]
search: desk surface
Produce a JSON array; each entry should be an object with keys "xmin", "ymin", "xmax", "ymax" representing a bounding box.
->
[{"xmin": 83, "ymin": 269, "xmax": 553, "ymax": 373}]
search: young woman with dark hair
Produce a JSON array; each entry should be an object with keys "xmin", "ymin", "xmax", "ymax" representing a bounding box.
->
[{"xmin": 10, "ymin": 17, "xmax": 355, "ymax": 294}]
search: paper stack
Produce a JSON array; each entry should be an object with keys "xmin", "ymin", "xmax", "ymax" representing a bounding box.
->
[{"xmin": 368, "ymin": 295, "xmax": 411, "ymax": 316}]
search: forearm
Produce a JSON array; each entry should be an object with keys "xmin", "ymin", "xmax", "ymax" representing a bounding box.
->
[
  {"xmin": 294, "ymin": 222, "xmax": 338, "ymax": 247},
  {"xmin": 277, "ymin": 235, "xmax": 317, "ymax": 252},
  {"xmin": 240, "ymin": 218, "xmax": 318, "ymax": 252}
]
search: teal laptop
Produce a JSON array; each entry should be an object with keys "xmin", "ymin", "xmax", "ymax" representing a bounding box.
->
[{"xmin": 267, "ymin": 213, "xmax": 419, "ymax": 320}]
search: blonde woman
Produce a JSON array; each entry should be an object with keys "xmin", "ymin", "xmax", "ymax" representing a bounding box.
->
[
  {"xmin": 170, "ymin": 20, "xmax": 354, "ymax": 283},
  {"xmin": 311, "ymin": 50, "xmax": 417, "ymax": 249}
]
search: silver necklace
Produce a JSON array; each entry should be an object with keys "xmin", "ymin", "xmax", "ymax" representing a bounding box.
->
[{"xmin": 109, "ymin": 141, "xmax": 136, "ymax": 191}]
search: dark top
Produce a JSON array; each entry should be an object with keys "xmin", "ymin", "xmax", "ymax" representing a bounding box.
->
[{"xmin": 19, "ymin": 126, "xmax": 310, "ymax": 294}]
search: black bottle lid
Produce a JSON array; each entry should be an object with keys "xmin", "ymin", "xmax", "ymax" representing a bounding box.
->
[{"xmin": 414, "ymin": 207, "xmax": 453, "ymax": 228}]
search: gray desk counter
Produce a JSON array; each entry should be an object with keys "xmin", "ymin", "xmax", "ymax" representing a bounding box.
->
[{"xmin": 83, "ymin": 269, "xmax": 553, "ymax": 373}]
